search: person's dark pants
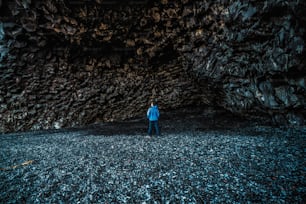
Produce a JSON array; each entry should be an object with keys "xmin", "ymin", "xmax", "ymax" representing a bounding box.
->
[{"xmin": 148, "ymin": 120, "xmax": 160, "ymax": 136}]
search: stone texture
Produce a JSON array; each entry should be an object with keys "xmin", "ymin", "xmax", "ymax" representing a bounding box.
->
[
  {"xmin": 0, "ymin": 123, "xmax": 305, "ymax": 203},
  {"xmin": 0, "ymin": 0, "xmax": 305, "ymax": 133}
]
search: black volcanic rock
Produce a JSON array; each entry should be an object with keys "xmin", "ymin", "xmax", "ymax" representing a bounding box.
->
[{"xmin": 0, "ymin": 0, "xmax": 305, "ymax": 133}]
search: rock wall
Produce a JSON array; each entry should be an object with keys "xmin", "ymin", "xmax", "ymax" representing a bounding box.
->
[{"xmin": 0, "ymin": 0, "xmax": 305, "ymax": 133}]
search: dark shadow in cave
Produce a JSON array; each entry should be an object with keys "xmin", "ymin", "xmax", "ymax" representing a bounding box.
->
[
  {"xmin": 0, "ymin": 0, "xmax": 10, "ymax": 17},
  {"xmin": 80, "ymin": 105, "xmax": 266, "ymax": 136},
  {"xmin": 149, "ymin": 43, "xmax": 180, "ymax": 69}
]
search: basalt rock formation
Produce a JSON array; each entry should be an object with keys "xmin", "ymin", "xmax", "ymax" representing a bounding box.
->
[{"xmin": 0, "ymin": 0, "xmax": 305, "ymax": 133}]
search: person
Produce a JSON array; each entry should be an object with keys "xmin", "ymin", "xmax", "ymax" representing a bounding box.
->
[{"xmin": 147, "ymin": 100, "xmax": 160, "ymax": 136}]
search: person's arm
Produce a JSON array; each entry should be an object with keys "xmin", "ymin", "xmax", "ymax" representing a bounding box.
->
[
  {"xmin": 157, "ymin": 108, "xmax": 160, "ymax": 118},
  {"xmin": 147, "ymin": 108, "xmax": 151, "ymax": 119}
]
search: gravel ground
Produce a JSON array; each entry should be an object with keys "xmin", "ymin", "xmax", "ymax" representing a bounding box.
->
[{"xmin": 0, "ymin": 124, "xmax": 305, "ymax": 203}]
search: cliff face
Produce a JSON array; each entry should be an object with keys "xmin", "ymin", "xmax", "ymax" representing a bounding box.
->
[{"xmin": 0, "ymin": 0, "xmax": 305, "ymax": 133}]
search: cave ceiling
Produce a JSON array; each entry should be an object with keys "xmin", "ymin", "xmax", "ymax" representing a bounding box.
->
[{"xmin": 0, "ymin": 0, "xmax": 305, "ymax": 132}]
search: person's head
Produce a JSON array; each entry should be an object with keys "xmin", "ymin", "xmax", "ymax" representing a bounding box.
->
[{"xmin": 150, "ymin": 100, "xmax": 157, "ymax": 107}]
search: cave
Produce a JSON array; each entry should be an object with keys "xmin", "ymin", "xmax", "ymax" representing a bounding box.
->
[
  {"xmin": 1, "ymin": 1, "xmax": 306, "ymax": 203},
  {"xmin": 0, "ymin": 0, "xmax": 305, "ymax": 133}
]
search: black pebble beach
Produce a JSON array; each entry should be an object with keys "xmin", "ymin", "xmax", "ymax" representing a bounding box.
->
[{"xmin": 1, "ymin": 122, "xmax": 305, "ymax": 203}]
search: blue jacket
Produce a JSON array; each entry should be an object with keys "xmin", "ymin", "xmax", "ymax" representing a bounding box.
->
[{"xmin": 147, "ymin": 105, "xmax": 160, "ymax": 121}]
